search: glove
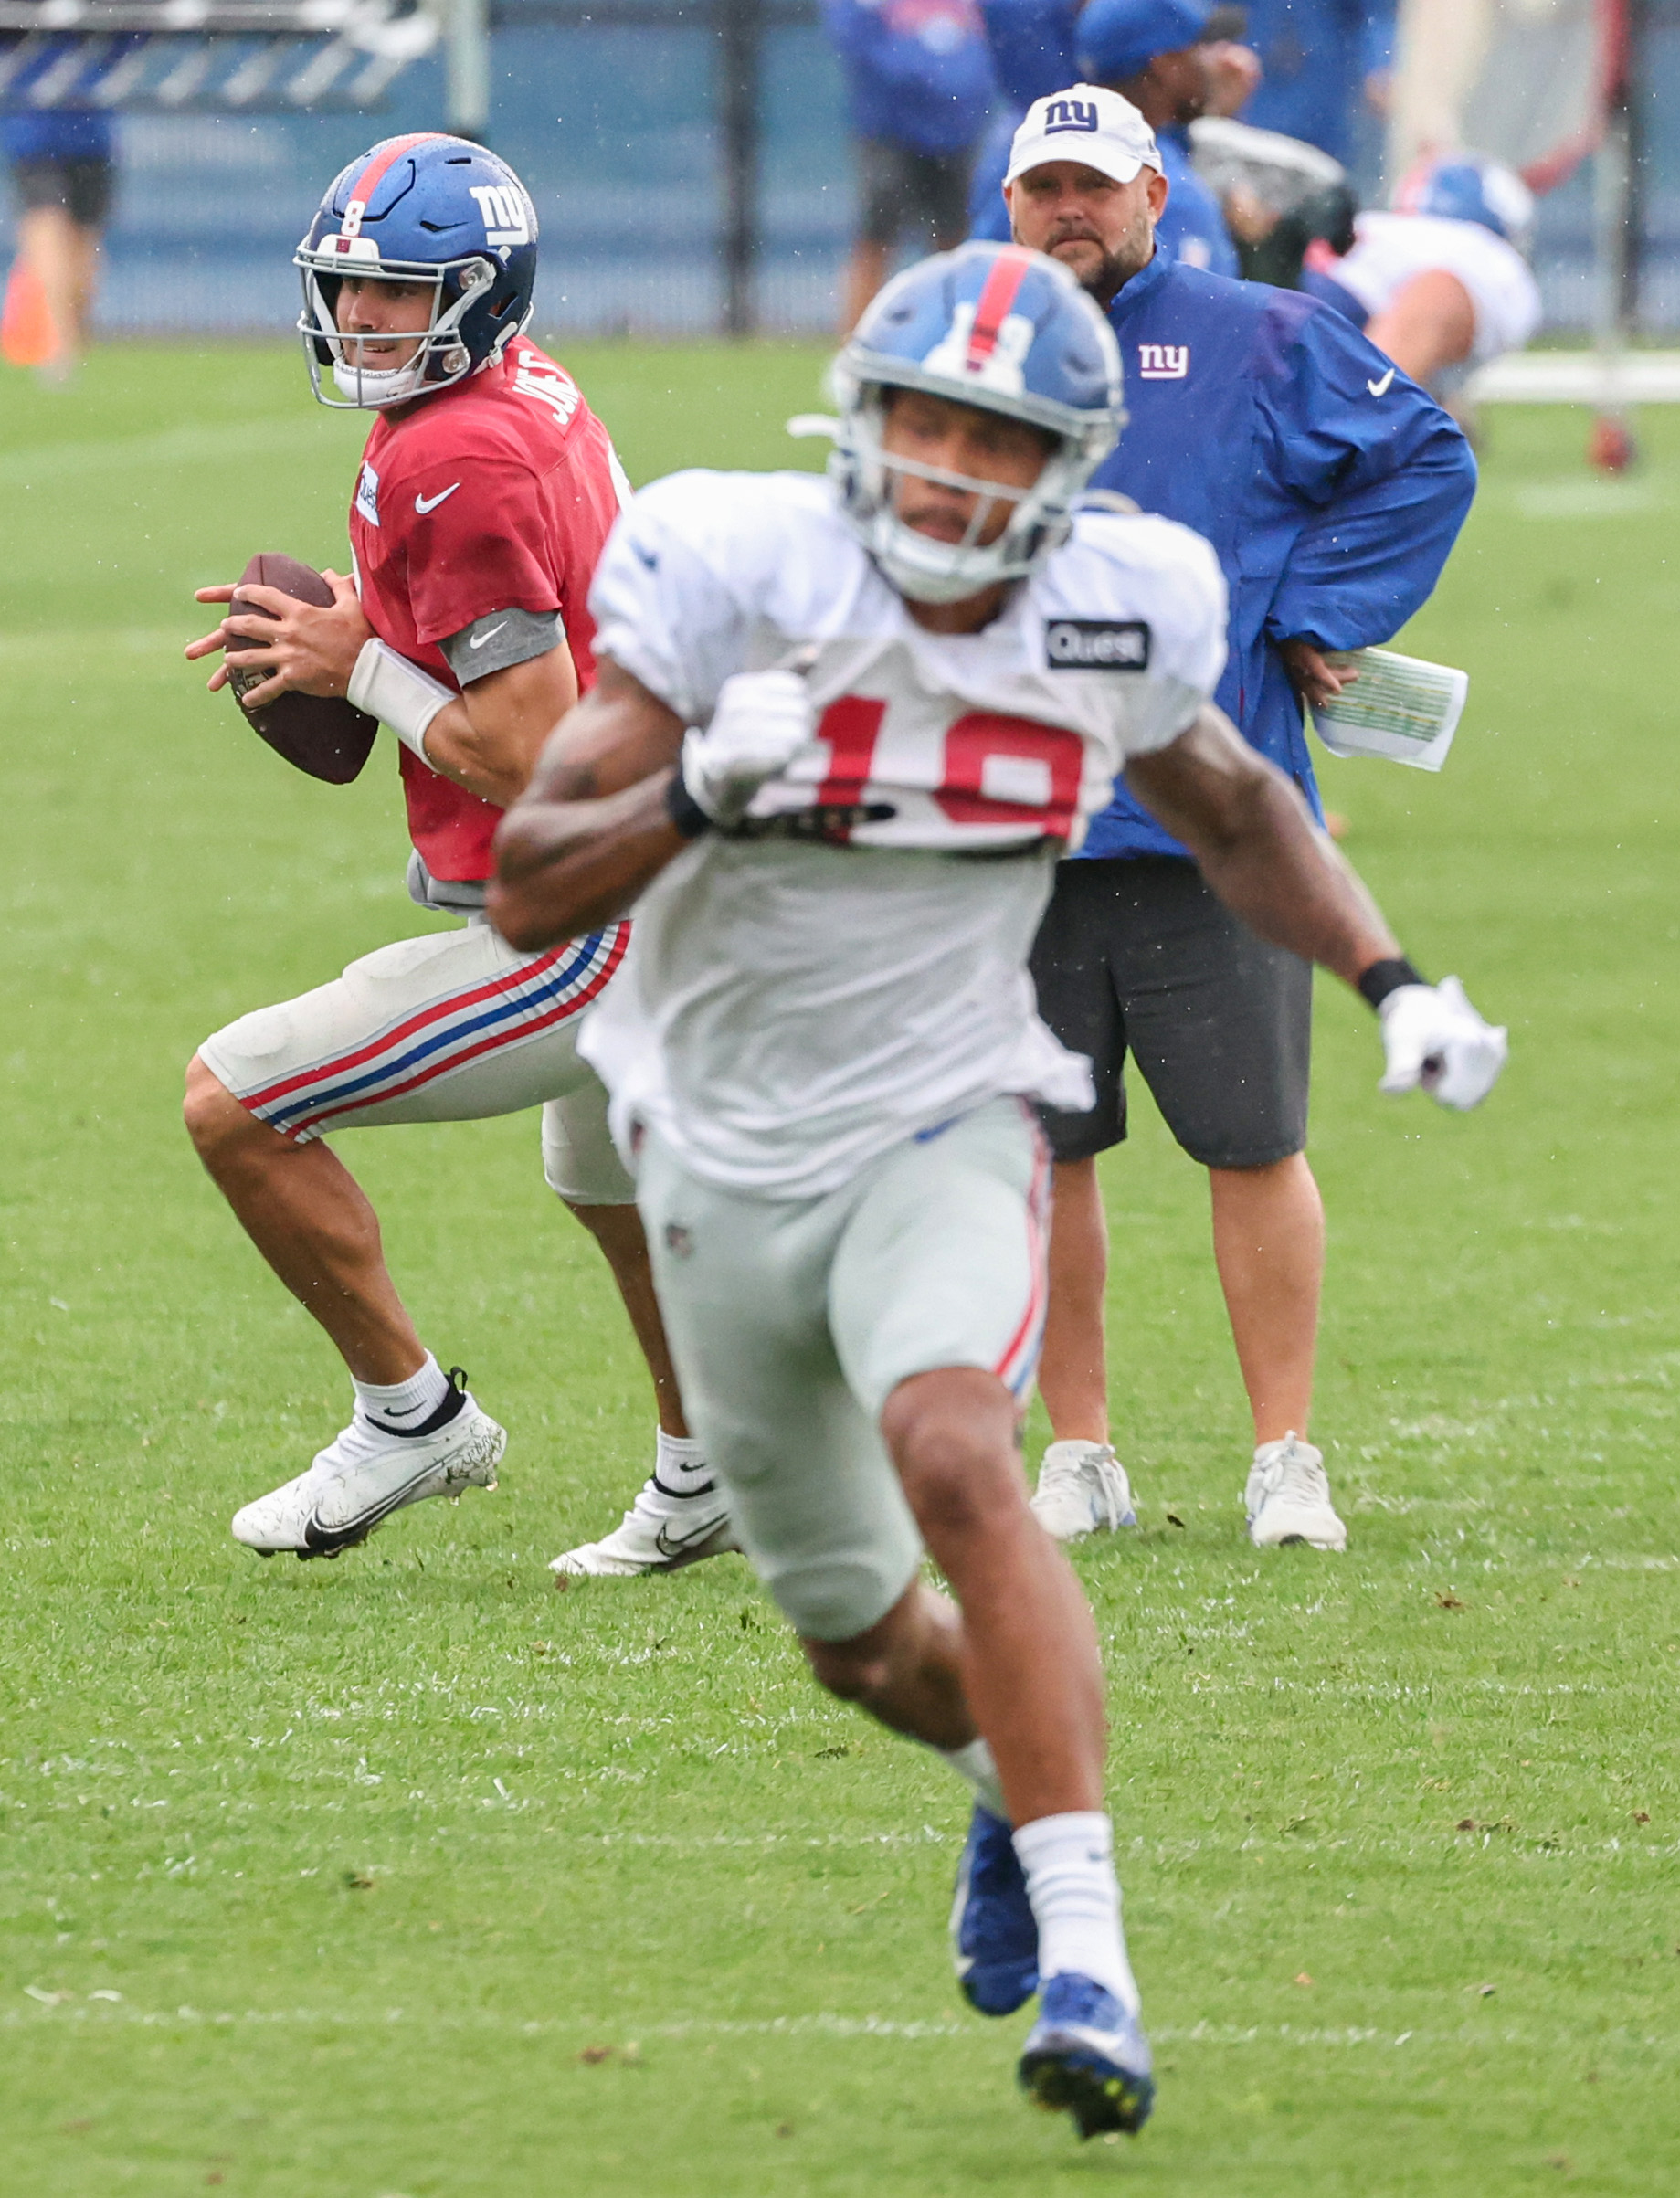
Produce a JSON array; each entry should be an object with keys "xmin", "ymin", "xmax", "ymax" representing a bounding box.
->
[
  {"xmin": 681, "ymin": 668, "xmax": 817, "ymax": 829},
  {"xmin": 1379, "ymin": 976, "xmax": 1507, "ymax": 1110}
]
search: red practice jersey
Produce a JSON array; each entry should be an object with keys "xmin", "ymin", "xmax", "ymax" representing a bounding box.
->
[{"xmin": 348, "ymin": 340, "xmax": 625, "ymax": 882}]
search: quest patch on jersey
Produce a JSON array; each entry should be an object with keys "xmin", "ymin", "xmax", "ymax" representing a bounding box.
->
[
  {"xmin": 1043, "ymin": 618, "xmax": 1151, "ymax": 672},
  {"xmin": 354, "ymin": 460, "xmax": 380, "ymax": 530}
]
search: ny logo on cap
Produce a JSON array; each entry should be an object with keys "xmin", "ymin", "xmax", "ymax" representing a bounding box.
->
[{"xmin": 1043, "ymin": 99, "xmax": 1099, "ymax": 134}]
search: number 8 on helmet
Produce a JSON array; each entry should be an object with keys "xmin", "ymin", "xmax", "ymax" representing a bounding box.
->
[{"xmin": 295, "ymin": 132, "xmax": 540, "ymax": 409}]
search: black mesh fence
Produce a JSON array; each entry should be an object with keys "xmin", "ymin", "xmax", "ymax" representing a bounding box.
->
[{"xmin": 5, "ymin": 0, "xmax": 1680, "ymax": 336}]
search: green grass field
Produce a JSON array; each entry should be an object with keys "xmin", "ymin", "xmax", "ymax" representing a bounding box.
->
[{"xmin": 2, "ymin": 338, "xmax": 1676, "ymax": 2198}]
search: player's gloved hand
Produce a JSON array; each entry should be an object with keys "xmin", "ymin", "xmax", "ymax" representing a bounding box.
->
[
  {"xmin": 681, "ymin": 669, "xmax": 817, "ymax": 829},
  {"xmin": 1378, "ymin": 976, "xmax": 1507, "ymax": 1110}
]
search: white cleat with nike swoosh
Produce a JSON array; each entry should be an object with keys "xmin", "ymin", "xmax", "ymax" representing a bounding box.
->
[
  {"xmin": 231, "ymin": 1370, "xmax": 504, "ymax": 1560},
  {"xmin": 550, "ymin": 1472, "xmax": 741, "ymax": 1579}
]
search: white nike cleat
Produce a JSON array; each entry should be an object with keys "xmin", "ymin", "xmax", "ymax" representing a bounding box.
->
[
  {"xmin": 231, "ymin": 1374, "xmax": 504, "ymax": 1560},
  {"xmin": 1245, "ymin": 1432, "xmax": 1347, "ymax": 1551},
  {"xmin": 550, "ymin": 1473, "xmax": 740, "ymax": 1579},
  {"xmin": 1030, "ymin": 1440, "xmax": 1137, "ymax": 1541}
]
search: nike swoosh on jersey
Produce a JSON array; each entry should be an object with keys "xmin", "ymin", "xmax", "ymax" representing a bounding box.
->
[
  {"xmin": 1367, "ymin": 366, "xmax": 1396, "ymax": 397},
  {"xmin": 468, "ymin": 621, "xmax": 509, "ymax": 649},
  {"xmin": 415, "ymin": 482, "xmax": 462, "ymax": 513}
]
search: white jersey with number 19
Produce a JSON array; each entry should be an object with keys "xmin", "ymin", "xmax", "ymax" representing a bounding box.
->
[{"xmin": 579, "ymin": 468, "xmax": 1228, "ymax": 1199}]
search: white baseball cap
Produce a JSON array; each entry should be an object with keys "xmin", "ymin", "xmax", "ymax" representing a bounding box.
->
[{"xmin": 1003, "ymin": 84, "xmax": 1164, "ymax": 190}]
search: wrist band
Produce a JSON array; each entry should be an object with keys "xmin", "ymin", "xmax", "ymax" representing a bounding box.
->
[
  {"xmin": 347, "ymin": 638, "xmax": 453, "ymax": 765},
  {"xmin": 665, "ymin": 766, "xmax": 713, "ymax": 840},
  {"xmin": 1358, "ymin": 956, "xmax": 1426, "ymax": 1010}
]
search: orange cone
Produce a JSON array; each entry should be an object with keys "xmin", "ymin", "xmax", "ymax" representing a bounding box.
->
[{"xmin": 2, "ymin": 256, "xmax": 58, "ymax": 369}]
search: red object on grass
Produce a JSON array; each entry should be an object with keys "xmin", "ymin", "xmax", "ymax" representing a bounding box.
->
[
  {"xmin": 1, "ymin": 256, "xmax": 57, "ymax": 368},
  {"xmin": 1588, "ymin": 413, "xmax": 1637, "ymax": 473}
]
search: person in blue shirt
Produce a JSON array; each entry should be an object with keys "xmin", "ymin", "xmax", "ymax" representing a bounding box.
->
[
  {"xmin": 1238, "ymin": 0, "xmax": 1393, "ymax": 168},
  {"xmin": 822, "ymin": 0, "xmax": 998, "ymax": 331},
  {"xmin": 1074, "ymin": 0, "xmax": 1241, "ymax": 275},
  {"xmin": 3, "ymin": 38, "xmax": 131, "ymax": 383},
  {"xmin": 1002, "ymin": 85, "xmax": 1477, "ymax": 1554}
]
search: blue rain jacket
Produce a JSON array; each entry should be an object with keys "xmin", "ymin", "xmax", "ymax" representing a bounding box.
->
[{"xmin": 1082, "ymin": 247, "xmax": 1475, "ymax": 860}]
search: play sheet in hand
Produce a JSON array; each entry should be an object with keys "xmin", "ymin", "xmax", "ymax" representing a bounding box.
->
[{"xmin": 1312, "ymin": 647, "xmax": 1468, "ymax": 772}]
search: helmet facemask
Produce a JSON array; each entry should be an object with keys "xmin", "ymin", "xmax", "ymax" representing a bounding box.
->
[
  {"xmin": 297, "ymin": 247, "xmax": 525, "ymax": 410},
  {"xmin": 831, "ymin": 375, "xmax": 1112, "ymax": 605}
]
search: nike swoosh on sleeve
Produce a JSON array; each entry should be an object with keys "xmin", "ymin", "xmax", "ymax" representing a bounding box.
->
[
  {"xmin": 468, "ymin": 622, "xmax": 508, "ymax": 650},
  {"xmin": 415, "ymin": 482, "xmax": 462, "ymax": 513},
  {"xmin": 1367, "ymin": 367, "xmax": 1396, "ymax": 397}
]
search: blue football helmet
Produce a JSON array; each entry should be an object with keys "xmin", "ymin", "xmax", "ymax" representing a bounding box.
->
[
  {"xmin": 296, "ymin": 132, "xmax": 538, "ymax": 409},
  {"xmin": 829, "ymin": 241, "xmax": 1125, "ymax": 604},
  {"xmin": 1395, "ymin": 153, "xmax": 1534, "ymax": 251}
]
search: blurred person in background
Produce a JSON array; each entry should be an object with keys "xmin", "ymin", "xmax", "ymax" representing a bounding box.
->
[
  {"xmin": 824, "ymin": 0, "xmax": 997, "ymax": 330},
  {"xmin": 1302, "ymin": 153, "xmax": 1540, "ymax": 422},
  {"xmin": 1236, "ymin": 0, "xmax": 1393, "ymax": 170},
  {"xmin": 1, "ymin": 40, "xmax": 130, "ymax": 384},
  {"xmin": 1001, "ymin": 87, "xmax": 1480, "ymax": 1553}
]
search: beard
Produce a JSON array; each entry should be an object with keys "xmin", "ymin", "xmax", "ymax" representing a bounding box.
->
[{"xmin": 1039, "ymin": 225, "xmax": 1152, "ymax": 309}]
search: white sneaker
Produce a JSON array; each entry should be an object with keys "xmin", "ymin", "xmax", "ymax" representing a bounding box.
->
[
  {"xmin": 232, "ymin": 1382, "xmax": 505, "ymax": 1559},
  {"xmin": 1245, "ymin": 1432, "xmax": 1347, "ymax": 1550},
  {"xmin": 1030, "ymin": 1440, "xmax": 1137, "ymax": 1541},
  {"xmin": 551, "ymin": 1473, "xmax": 740, "ymax": 1579}
]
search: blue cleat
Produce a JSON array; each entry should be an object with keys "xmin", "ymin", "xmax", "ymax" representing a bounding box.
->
[
  {"xmin": 949, "ymin": 1802, "xmax": 1038, "ymax": 2015},
  {"xmin": 1018, "ymin": 1971, "xmax": 1155, "ymax": 2138}
]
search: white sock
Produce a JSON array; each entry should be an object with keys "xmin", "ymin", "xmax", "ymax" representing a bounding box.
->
[
  {"xmin": 1012, "ymin": 1811, "xmax": 1140, "ymax": 2017},
  {"xmin": 934, "ymin": 1737, "xmax": 1009, "ymax": 1822},
  {"xmin": 354, "ymin": 1352, "xmax": 451, "ymax": 1434},
  {"xmin": 654, "ymin": 1429, "xmax": 713, "ymax": 1499}
]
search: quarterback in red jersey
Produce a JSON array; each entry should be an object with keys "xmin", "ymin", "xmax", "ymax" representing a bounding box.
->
[{"xmin": 182, "ymin": 136, "xmax": 733, "ymax": 1575}]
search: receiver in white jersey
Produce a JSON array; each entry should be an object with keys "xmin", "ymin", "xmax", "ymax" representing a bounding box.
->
[
  {"xmin": 1331, "ymin": 211, "xmax": 1541, "ymax": 370},
  {"xmin": 578, "ymin": 467, "xmax": 1227, "ymax": 1199}
]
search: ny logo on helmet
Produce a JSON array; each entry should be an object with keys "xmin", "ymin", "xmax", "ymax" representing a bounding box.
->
[
  {"xmin": 469, "ymin": 184, "xmax": 530, "ymax": 249},
  {"xmin": 1043, "ymin": 100, "xmax": 1098, "ymax": 134}
]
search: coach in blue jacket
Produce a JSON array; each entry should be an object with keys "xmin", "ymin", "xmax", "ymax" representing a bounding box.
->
[
  {"xmin": 967, "ymin": 0, "xmax": 1242, "ymax": 281},
  {"xmin": 1007, "ymin": 86, "xmax": 1476, "ymax": 1554}
]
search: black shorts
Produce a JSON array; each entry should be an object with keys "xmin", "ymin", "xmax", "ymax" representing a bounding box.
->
[
  {"xmin": 1030, "ymin": 855, "xmax": 1312, "ymax": 1170},
  {"xmin": 12, "ymin": 155, "xmax": 112, "ymax": 227},
  {"xmin": 857, "ymin": 138, "xmax": 972, "ymax": 248}
]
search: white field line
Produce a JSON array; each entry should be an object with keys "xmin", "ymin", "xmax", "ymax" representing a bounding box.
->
[
  {"xmin": 6, "ymin": 1999, "xmax": 1679, "ymax": 2058},
  {"xmin": 0, "ymin": 417, "xmax": 361, "ymax": 488},
  {"xmin": 0, "ymin": 629, "xmax": 191, "ymax": 659}
]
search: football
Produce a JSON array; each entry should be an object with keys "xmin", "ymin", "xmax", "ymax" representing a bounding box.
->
[{"xmin": 225, "ymin": 553, "xmax": 379, "ymax": 785}]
